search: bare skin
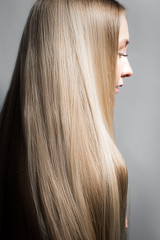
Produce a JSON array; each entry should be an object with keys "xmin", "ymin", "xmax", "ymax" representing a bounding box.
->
[{"xmin": 125, "ymin": 216, "xmax": 128, "ymax": 230}]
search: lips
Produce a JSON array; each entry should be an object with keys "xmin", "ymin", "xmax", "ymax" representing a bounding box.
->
[{"xmin": 115, "ymin": 84, "xmax": 123, "ymax": 94}]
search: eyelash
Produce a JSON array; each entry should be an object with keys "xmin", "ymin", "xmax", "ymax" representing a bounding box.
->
[{"xmin": 118, "ymin": 53, "xmax": 128, "ymax": 58}]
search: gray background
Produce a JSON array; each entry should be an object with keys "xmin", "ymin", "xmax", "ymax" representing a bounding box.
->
[
  {"xmin": 114, "ymin": 0, "xmax": 160, "ymax": 240},
  {"xmin": 0, "ymin": 0, "xmax": 159, "ymax": 240}
]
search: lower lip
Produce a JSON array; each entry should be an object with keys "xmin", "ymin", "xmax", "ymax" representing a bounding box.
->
[{"xmin": 115, "ymin": 88, "xmax": 119, "ymax": 94}]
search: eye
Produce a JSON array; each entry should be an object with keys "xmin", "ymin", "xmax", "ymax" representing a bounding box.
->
[{"xmin": 118, "ymin": 53, "xmax": 128, "ymax": 58}]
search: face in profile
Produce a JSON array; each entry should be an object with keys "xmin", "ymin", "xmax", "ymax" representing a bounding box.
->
[{"xmin": 115, "ymin": 16, "xmax": 133, "ymax": 94}]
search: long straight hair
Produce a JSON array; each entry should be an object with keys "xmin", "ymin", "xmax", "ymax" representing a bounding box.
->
[{"xmin": 0, "ymin": 0, "xmax": 128, "ymax": 239}]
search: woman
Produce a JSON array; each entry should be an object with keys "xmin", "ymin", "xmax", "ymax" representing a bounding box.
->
[{"xmin": 0, "ymin": 0, "xmax": 132, "ymax": 239}]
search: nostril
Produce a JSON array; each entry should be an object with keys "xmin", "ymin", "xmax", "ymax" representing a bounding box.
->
[{"xmin": 125, "ymin": 72, "xmax": 132, "ymax": 77}]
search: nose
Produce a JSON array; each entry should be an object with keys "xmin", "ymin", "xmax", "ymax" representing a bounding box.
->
[{"xmin": 121, "ymin": 59, "xmax": 133, "ymax": 78}]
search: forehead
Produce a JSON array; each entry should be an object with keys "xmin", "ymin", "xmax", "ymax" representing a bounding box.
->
[{"xmin": 119, "ymin": 16, "xmax": 129, "ymax": 43}]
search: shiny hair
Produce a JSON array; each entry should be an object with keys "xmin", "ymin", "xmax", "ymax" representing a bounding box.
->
[{"xmin": 0, "ymin": 0, "xmax": 128, "ymax": 239}]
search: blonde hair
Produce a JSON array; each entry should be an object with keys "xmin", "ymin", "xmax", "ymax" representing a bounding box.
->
[{"xmin": 0, "ymin": 0, "xmax": 128, "ymax": 239}]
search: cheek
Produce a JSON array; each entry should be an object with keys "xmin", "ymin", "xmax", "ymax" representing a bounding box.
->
[{"xmin": 116, "ymin": 61, "xmax": 121, "ymax": 84}]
